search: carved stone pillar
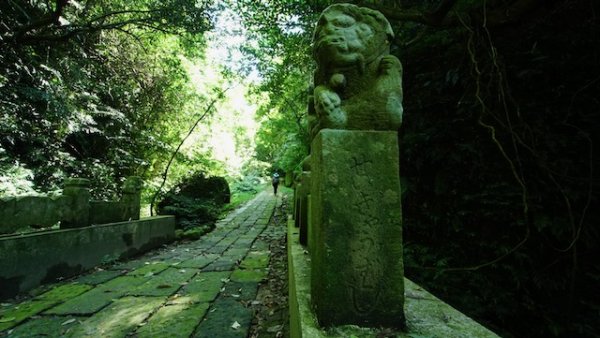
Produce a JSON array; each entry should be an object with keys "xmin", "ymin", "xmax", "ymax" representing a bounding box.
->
[
  {"xmin": 122, "ymin": 176, "xmax": 143, "ymax": 221},
  {"xmin": 61, "ymin": 178, "xmax": 90, "ymax": 228},
  {"xmin": 310, "ymin": 130, "xmax": 404, "ymax": 328}
]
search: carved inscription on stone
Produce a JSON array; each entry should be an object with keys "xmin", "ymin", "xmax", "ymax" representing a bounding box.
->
[{"xmin": 347, "ymin": 155, "xmax": 383, "ymax": 314}]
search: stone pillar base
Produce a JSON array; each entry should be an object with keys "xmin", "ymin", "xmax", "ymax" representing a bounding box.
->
[{"xmin": 310, "ymin": 129, "xmax": 405, "ymax": 328}]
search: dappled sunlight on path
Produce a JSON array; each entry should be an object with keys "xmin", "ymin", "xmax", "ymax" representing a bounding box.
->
[{"xmin": 0, "ymin": 191, "xmax": 286, "ymax": 337}]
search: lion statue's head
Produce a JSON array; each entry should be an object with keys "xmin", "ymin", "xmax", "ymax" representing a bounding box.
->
[{"xmin": 313, "ymin": 4, "xmax": 394, "ymax": 72}]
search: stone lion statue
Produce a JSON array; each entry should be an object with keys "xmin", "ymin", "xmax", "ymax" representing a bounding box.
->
[{"xmin": 308, "ymin": 4, "xmax": 403, "ymax": 137}]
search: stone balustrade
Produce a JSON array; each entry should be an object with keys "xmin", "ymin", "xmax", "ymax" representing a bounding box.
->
[{"xmin": 0, "ymin": 176, "xmax": 142, "ymax": 235}]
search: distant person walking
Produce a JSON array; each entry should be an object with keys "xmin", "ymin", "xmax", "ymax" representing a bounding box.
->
[{"xmin": 272, "ymin": 173, "xmax": 280, "ymax": 195}]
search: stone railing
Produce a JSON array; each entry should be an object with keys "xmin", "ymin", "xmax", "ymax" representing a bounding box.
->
[{"xmin": 0, "ymin": 176, "xmax": 142, "ymax": 235}]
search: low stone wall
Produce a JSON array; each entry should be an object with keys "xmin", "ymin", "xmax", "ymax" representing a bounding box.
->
[
  {"xmin": 0, "ymin": 195, "xmax": 71, "ymax": 233},
  {"xmin": 287, "ymin": 219, "xmax": 500, "ymax": 338},
  {"xmin": 0, "ymin": 176, "xmax": 142, "ymax": 234},
  {"xmin": 0, "ymin": 216, "xmax": 175, "ymax": 300}
]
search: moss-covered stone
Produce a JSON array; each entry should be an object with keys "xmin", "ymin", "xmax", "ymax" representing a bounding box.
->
[
  {"xmin": 74, "ymin": 270, "xmax": 123, "ymax": 285},
  {"xmin": 179, "ymin": 254, "xmax": 219, "ymax": 269},
  {"xmin": 129, "ymin": 268, "xmax": 197, "ymax": 297},
  {"xmin": 45, "ymin": 276, "xmax": 146, "ymax": 315},
  {"xmin": 202, "ymin": 257, "xmax": 236, "ymax": 272},
  {"xmin": 35, "ymin": 283, "xmax": 93, "ymax": 302},
  {"xmin": 68, "ymin": 296, "xmax": 165, "ymax": 337},
  {"xmin": 193, "ymin": 298, "xmax": 252, "ymax": 338},
  {"xmin": 222, "ymin": 281, "xmax": 259, "ymax": 302},
  {"xmin": 0, "ymin": 300, "xmax": 56, "ymax": 331},
  {"xmin": 310, "ymin": 130, "xmax": 405, "ymax": 328},
  {"xmin": 127, "ymin": 262, "xmax": 170, "ymax": 276},
  {"xmin": 222, "ymin": 248, "xmax": 249, "ymax": 261},
  {"xmin": 239, "ymin": 251, "xmax": 270, "ymax": 269},
  {"xmin": 136, "ymin": 303, "xmax": 209, "ymax": 337},
  {"xmin": 170, "ymin": 271, "xmax": 229, "ymax": 305},
  {"xmin": 5, "ymin": 315, "xmax": 79, "ymax": 337},
  {"xmin": 230, "ymin": 268, "xmax": 267, "ymax": 283}
]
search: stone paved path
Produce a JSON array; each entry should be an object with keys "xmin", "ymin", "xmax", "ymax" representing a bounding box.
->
[{"xmin": 0, "ymin": 191, "xmax": 284, "ymax": 338}]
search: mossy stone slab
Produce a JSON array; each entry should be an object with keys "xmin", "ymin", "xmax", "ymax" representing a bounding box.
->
[
  {"xmin": 74, "ymin": 270, "xmax": 123, "ymax": 285},
  {"xmin": 230, "ymin": 269, "xmax": 267, "ymax": 283},
  {"xmin": 35, "ymin": 283, "xmax": 93, "ymax": 302},
  {"xmin": 0, "ymin": 300, "xmax": 56, "ymax": 331},
  {"xmin": 222, "ymin": 248, "xmax": 249, "ymax": 261},
  {"xmin": 193, "ymin": 298, "xmax": 252, "ymax": 338},
  {"xmin": 45, "ymin": 276, "xmax": 146, "ymax": 315},
  {"xmin": 129, "ymin": 268, "xmax": 197, "ymax": 297},
  {"xmin": 127, "ymin": 262, "xmax": 171, "ymax": 276},
  {"xmin": 136, "ymin": 303, "xmax": 209, "ymax": 338},
  {"xmin": 179, "ymin": 254, "xmax": 219, "ymax": 269},
  {"xmin": 234, "ymin": 236, "xmax": 256, "ymax": 245},
  {"xmin": 202, "ymin": 258, "xmax": 236, "ymax": 272},
  {"xmin": 170, "ymin": 272, "xmax": 230, "ymax": 305},
  {"xmin": 6, "ymin": 316, "xmax": 79, "ymax": 337},
  {"xmin": 251, "ymin": 241, "xmax": 269, "ymax": 251},
  {"xmin": 69, "ymin": 296, "xmax": 165, "ymax": 337},
  {"xmin": 222, "ymin": 281, "xmax": 259, "ymax": 302},
  {"xmin": 239, "ymin": 251, "xmax": 270, "ymax": 269},
  {"xmin": 206, "ymin": 245, "xmax": 229, "ymax": 255}
]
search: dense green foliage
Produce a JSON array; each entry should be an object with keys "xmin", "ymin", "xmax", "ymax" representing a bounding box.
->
[
  {"xmin": 157, "ymin": 172, "xmax": 230, "ymax": 229},
  {"xmin": 0, "ymin": 0, "xmax": 222, "ymax": 199},
  {"xmin": 231, "ymin": 0, "xmax": 326, "ymax": 173}
]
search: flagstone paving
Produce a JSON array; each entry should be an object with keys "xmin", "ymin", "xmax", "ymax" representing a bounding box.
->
[{"xmin": 0, "ymin": 191, "xmax": 283, "ymax": 337}]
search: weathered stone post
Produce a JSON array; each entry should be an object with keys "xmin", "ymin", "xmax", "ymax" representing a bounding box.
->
[
  {"xmin": 307, "ymin": 3, "xmax": 405, "ymax": 328},
  {"xmin": 310, "ymin": 130, "xmax": 404, "ymax": 327},
  {"xmin": 296, "ymin": 172, "xmax": 311, "ymax": 246},
  {"xmin": 61, "ymin": 178, "xmax": 90, "ymax": 228},
  {"xmin": 122, "ymin": 176, "xmax": 143, "ymax": 220}
]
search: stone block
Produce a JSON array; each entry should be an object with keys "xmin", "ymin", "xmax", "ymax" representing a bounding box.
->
[
  {"xmin": 61, "ymin": 178, "xmax": 90, "ymax": 229},
  {"xmin": 68, "ymin": 296, "xmax": 165, "ymax": 337},
  {"xmin": 294, "ymin": 172, "xmax": 311, "ymax": 246},
  {"xmin": 0, "ymin": 195, "xmax": 69, "ymax": 234},
  {"xmin": 310, "ymin": 129, "xmax": 404, "ymax": 328}
]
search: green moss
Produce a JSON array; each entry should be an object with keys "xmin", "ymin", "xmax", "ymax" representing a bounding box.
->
[
  {"xmin": 171, "ymin": 271, "xmax": 229, "ymax": 304},
  {"xmin": 45, "ymin": 276, "xmax": 147, "ymax": 315},
  {"xmin": 6, "ymin": 316, "xmax": 79, "ymax": 337},
  {"xmin": 230, "ymin": 268, "xmax": 267, "ymax": 283},
  {"xmin": 0, "ymin": 300, "xmax": 56, "ymax": 331},
  {"xmin": 176, "ymin": 226, "xmax": 212, "ymax": 241},
  {"xmin": 240, "ymin": 251, "xmax": 270, "ymax": 269},
  {"xmin": 136, "ymin": 303, "xmax": 210, "ymax": 337},
  {"xmin": 69, "ymin": 296, "xmax": 166, "ymax": 337},
  {"xmin": 127, "ymin": 262, "xmax": 170, "ymax": 276},
  {"xmin": 129, "ymin": 268, "xmax": 197, "ymax": 296},
  {"xmin": 35, "ymin": 283, "xmax": 93, "ymax": 302},
  {"xmin": 179, "ymin": 253, "xmax": 219, "ymax": 269}
]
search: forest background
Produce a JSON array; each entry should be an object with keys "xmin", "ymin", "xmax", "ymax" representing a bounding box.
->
[{"xmin": 1, "ymin": 1, "xmax": 598, "ymax": 337}]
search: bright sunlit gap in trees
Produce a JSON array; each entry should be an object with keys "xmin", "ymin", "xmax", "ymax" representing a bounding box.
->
[{"xmin": 180, "ymin": 6, "xmax": 260, "ymax": 178}]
